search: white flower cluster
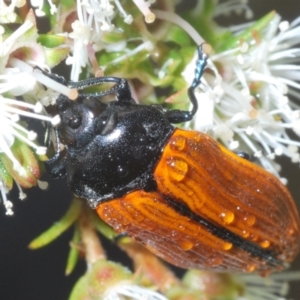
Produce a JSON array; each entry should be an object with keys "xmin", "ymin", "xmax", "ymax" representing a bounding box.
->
[
  {"xmin": 67, "ymin": 0, "xmax": 156, "ymax": 80},
  {"xmin": 178, "ymin": 5, "xmax": 300, "ymax": 179}
]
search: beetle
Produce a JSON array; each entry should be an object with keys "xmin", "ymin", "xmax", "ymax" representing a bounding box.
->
[{"xmin": 46, "ymin": 45, "xmax": 300, "ymax": 274}]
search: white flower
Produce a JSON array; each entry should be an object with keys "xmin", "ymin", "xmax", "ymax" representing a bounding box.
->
[
  {"xmin": 64, "ymin": 0, "xmax": 156, "ymax": 80},
  {"xmin": 0, "ymin": 12, "xmax": 75, "ymax": 214},
  {"xmin": 0, "ymin": 180, "xmax": 14, "ymax": 215},
  {"xmin": 0, "ymin": 0, "xmax": 26, "ymax": 23},
  {"xmin": 239, "ymin": 271, "xmax": 300, "ymax": 300},
  {"xmin": 104, "ymin": 283, "xmax": 168, "ymax": 300},
  {"xmin": 30, "ymin": 0, "xmax": 57, "ymax": 16},
  {"xmin": 204, "ymin": 13, "xmax": 300, "ymax": 177},
  {"xmin": 67, "ymin": 20, "xmax": 91, "ymax": 81},
  {"xmin": 178, "ymin": 10, "xmax": 300, "ymax": 179},
  {"xmin": 131, "ymin": 0, "xmax": 156, "ymax": 23},
  {"xmin": 213, "ymin": 0, "xmax": 253, "ymax": 19}
]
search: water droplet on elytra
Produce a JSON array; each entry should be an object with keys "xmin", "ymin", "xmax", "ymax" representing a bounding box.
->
[
  {"xmin": 187, "ymin": 189, "xmax": 194, "ymax": 196},
  {"xmin": 242, "ymin": 230, "xmax": 250, "ymax": 238},
  {"xmin": 223, "ymin": 242, "xmax": 233, "ymax": 251},
  {"xmin": 170, "ymin": 136, "xmax": 187, "ymax": 151},
  {"xmin": 133, "ymin": 212, "xmax": 144, "ymax": 222},
  {"xmin": 244, "ymin": 215, "xmax": 256, "ymax": 227},
  {"xmin": 250, "ymin": 234, "xmax": 258, "ymax": 241},
  {"xmin": 244, "ymin": 264, "xmax": 256, "ymax": 273},
  {"xmin": 211, "ymin": 257, "xmax": 223, "ymax": 266},
  {"xmin": 179, "ymin": 239, "xmax": 194, "ymax": 251},
  {"xmin": 260, "ymin": 240, "xmax": 271, "ymax": 249},
  {"xmin": 167, "ymin": 157, "xmax": 188, "ymax": 182},
  {"xmin": 171, "ymin": 230, "xmax": 177, "ymax": 237},
  {"xmin": 220, "ymin": 211, "xmax": 235, "ymax": 224}
]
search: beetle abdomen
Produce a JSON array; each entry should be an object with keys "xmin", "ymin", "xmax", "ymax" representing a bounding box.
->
[{"xmin": 97, "ymin": 129, "xmax": 300, "ymax": 274}]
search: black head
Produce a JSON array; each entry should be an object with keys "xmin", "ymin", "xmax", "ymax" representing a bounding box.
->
[
  {"xmin": 53, "ymin": 91, "xmax": 175, "ymax": 206},
  {"xmin": 56, "ymin": 94, "xmax": 112, "ymax": 148}
]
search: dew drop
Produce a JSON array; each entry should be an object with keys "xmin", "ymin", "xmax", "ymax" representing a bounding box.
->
[
  {"xmin": 147, "ymin": 144, "xmax": 156, "ymax": 151},
  {"xmin": 244, "ymin": 215, "xmax": 256, "ymax": 227},
  {"xmin": 223, "ymin": 242, "xmax": 233, "ymax": 251},
  {"xmin": 245, "ymin": 264, "xmax": 256, "ymax": 273},
  {"xmin": 103, "ymin": 206, "xmax": 112, "ymax": 215},
  {"xmin": 117, "ymin": 165, "xmax": 128, "ymax": 177},
  {"xmin": 167, "ymin": 157, "xmax": 188, "ymax": 182},
  {"xmin": 179, "ymin": 239, "xmax": 194, "ymax": 251},
  {"xmin": 178, "ymin": 224, "xmax": 185, "ymax": 230},
  {"xmin": 220, "ymin": 211, "xmax": 235, "ymax": 224},
  {"xmin": 187, "ymin": 189, "xmax": 194, "ymax": 196},
  {"xmin": 250, "ymin": 234, "xmax": 258, "ymax": 241},
  {"xmin": 193, "ymin": 133, "xmax": 202, "ymax": 143},
  {"xmin": 242, "ymin": 230, "xmax": 250, "ymax": 238},
  {"xmin": 211, "ymin": 257, "xmax": 223, "ymax": 266},
  {"xmin": 134, "ymin": 212, "xmax": 144, "ymax": 222},
  {"xmin": 260, "ymin": 240, "xmax": 271, "ymax": 249},
  {"xmin": 170, "ymin": 136, "xmax": 187, "ymax": 151},
  {"xmin": 171, "ymin": 230, "xmax": 177, "ymax": 237}
]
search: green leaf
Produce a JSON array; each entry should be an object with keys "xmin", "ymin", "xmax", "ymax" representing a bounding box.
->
[
  {"xmin": 0, "ymin": 158, "xmax": 13, "ymax": 190},
  {"xmin": 68, "ymin": 274, "xmax": 89, "ymax": 300},
  {"xmin": 44, "ymin": 47, "xmax": 70, "ymax": 68},
  {"xmin": 165, "ymin": 26, "xmax": 192, "ymax": 46},
  {"xmin": 89, "ymin": 211, "xmax": 118, "ymax": 241},
  {"xmin": 217, "ymin": 11, "xmax": 277, "ymax": 52},
  {"xmin": 101, "ymin": 31, "xmax": 126, "ymax": 44},
  {"xmin": 65, "ymin": 225, "xmax": 81, "ymax": 275},
  {"xmin": 38, "ymin": 34, "xmax": 67, "ymax": 48},
  {"xmin": 29, "ymin": 198, "xmax": 82, "ymax": 249}
]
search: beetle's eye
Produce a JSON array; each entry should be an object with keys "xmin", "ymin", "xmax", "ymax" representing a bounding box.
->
[
  {"xmin": 68, "ymin": 115, "xmax": 82, "ymax": 129},
  {"xmin": 57, "ymin": 98, "xmax": 70, "ymax": 112},
  {"xmin": 83, "ymin": 97, "xmax": 105, "ymax": 117}
]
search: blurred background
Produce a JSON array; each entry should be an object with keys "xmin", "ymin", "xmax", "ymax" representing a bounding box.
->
[{"xmin": 0, "ymin": 0, "xmax": 300, "ymax": 299}]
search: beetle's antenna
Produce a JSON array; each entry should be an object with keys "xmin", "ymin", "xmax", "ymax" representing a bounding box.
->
[
  {"xmin": 188, "ymin": 43, "xmax": 211, "ymax": 118},
  {"xmin": 67, "ymin": 76, "xmax": 132, "ymax": 103},
  {"xmin": 165, "ymin": 44, "xmax": 210, "ymax": 124}
]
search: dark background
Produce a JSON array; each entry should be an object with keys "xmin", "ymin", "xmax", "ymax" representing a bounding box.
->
[{"xmin": 1, "ymin": 1, "xmax": 300, "ymax": 299}]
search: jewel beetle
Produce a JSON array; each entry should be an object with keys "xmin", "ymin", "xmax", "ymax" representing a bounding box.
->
[{"xmin": 46, "ymin": 45, "xmax": 300, "ymax": 275}]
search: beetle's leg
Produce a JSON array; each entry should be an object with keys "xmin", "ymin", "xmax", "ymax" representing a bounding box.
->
[
  {"xmin": 165, "ymin": 44, "xmax": 208, "ymax": 124},
  {"xmin": 43, "ymin": 121, "xmax": 53, "ymax": 148},
  {"xmin": 45, "ymin": 127, "xmax": 67, "ymax": 179},
  {"xmin": 114, "ymin": 232, "xmax": 128, "ymax": 242},
  {"xmin": 235, "ymin": 151, "xmax": 254, "ymax": 162}
]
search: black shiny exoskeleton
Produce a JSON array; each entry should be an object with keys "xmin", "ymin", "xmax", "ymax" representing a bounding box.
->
[
  {"xmin": 46, "ymin": 45, "xmax": 207, "ymax": 208},
  {"xmin": 45, "ymin": 45, "xmax": 300, "ymax": 273}
]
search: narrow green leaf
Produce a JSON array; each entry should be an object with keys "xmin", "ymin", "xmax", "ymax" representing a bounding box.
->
[
  {"xmin": 89, "ymin": 211, "xmax": 118, "ymax": 241},
  {"xmin": 69, "ymin": 274, "xmax": 89, "ymax": 300},
  {"xmin": 37, "ymin": 34, "xmax": 67, "ymax": 48},
  {"xmin": 217, "ymin": 11, "xmax": 277, "ymax": 52},
  {"xmin": 44, "ymin": 47, "xmax": 70, "ymax": 68},
  {"xmin": 29, "ymin": 198, "xmax": 82, "ymax": 249},
  {"xmin": 65, "ymin": 225, "xmax": 81, "ymax": 275}
]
